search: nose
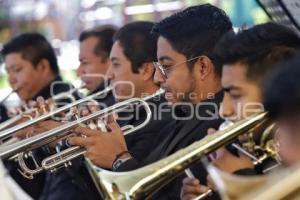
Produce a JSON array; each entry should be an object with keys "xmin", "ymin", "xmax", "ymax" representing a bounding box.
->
[
  {"xmin": 7, "ymin": 72, "xmax": 17, "ymax": 89},
  {"xmin": 219, "ymin": 92, "xmax": 236, "ymax": 120},
  {"xmin": 105, "ymin": 65, "xmax": 114, "ymax": 81},
  {"xmin": 76, "ymin": 64, "xmax": 84, "ymax": 77},
  {"xmin": 153, "ymin": 67, "xmax": 165, "ymax": 85}
]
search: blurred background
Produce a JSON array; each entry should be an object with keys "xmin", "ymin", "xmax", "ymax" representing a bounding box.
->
[{"xmin": 0, "ymin": 0, "xmax": 269, "ymax": 97}]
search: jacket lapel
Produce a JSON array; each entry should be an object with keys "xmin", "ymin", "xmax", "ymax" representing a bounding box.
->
[{"xmin": 162, "ymin": 118, "xmax": 203, "ymax": 157}]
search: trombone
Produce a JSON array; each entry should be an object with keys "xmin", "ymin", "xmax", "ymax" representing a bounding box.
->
[
  {"xmin": 86, "ymin": 112, "xmax": 271, "ymax": 200},
  {"xmin": 0, "ymin": 89, "xmax": 165, "ymax": 179}
]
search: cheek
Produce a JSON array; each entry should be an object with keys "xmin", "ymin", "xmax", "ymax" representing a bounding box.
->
[
  {"xmin": 167, "ymin": 70, "xmax": 191, "ymax": 92},
  {"xmin": 114, "ymin": 83, "xmax": 134, "ymax": 100}
]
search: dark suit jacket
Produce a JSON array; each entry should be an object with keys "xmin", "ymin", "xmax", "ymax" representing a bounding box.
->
[
  {"xmin": 0, "ymin": 103, "xmax": 8, "ymax": 123},
  {"xmin": 4, "ymin": 76, "xmax": 78, "ymax": 199},
  {"xmin": 40, "ymin": 89, "xmax": 175, "ymax": 200},
  {"xmin": 116, "ymin": 91, "xmax": 224, "ymax": 200}
]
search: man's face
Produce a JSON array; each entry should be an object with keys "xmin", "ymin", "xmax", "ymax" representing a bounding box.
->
[
  {"xmin": 107, "ymin": 41, "xmax": 144, "ymax": 101},
  {"xmin": 220, "ymin": 63, "xmax": 263, "ymax": 122},
  {"xmin": 154, "ymin": 36, "xmax": 196, "ymax": 104},
  {"xmin": 77, "ymin": 36, "xmax": 109, "ymax": 92},
  {"xmin": 5, "ymin": 53, "xmax": 46, "ymax": 101},
  {"xmin": 276, "ymin": 116, "xmax": 300, "ymax": 166}
]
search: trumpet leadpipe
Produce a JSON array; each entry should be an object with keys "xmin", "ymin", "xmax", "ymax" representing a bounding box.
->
[
  {"xmin": 0, "ymin": 86, "xmax": 113, "ymax": 141},
  {"xmin": 0, "ymin": 88, "xmax": 164, "ymax": 160}
]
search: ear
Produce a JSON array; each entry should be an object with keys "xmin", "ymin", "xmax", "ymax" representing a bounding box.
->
[
  {"xmin": 194, "ymin": 56, "xmax": 213, "ymax": 80},
  {"xmin": 37, "ymin": 59, "xmax": 52, "ymax": 75},
  {"xmin": 138, "ymin": 62, "xmax": 155, "ymax": 81}
]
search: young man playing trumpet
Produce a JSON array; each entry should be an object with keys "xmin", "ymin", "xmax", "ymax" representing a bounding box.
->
[
  {"xmin": 70, "ymin": 4, "xmax": 232, "ymax": 199},
  {"xmin": 69, "ymin": 21, "xmax": 173, "ymax": 166},
  {"xmin": 1, "ymin": 33, "xmax": 77, "ymax": 199},
  {"xmin": 180, "ymin": 22, "xmax": 300, "ymax": 200},
  {"xmin": 76, "ymin": 25, "xmax": 117, "ymax": 106},
  {"xmin": 34, "ymin": 21, "xmax": 174, "ymax": 200}
]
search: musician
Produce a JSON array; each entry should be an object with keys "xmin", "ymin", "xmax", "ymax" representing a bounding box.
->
[
  {"xmin": 180, "ymin": 22, "xmax": 300, "ymax": 200},
  {"xmin": 38, "ymin": 26, "xmax": 118, "ymax": 200},
  {"xmin": 264, "ymin": 56, "xmax": 300, "ymax": 167},
  {"xmin": 36, "ymin": 21, "xmax": 174, "ymax": 200},
  {"xmin": 70, "ymin": 4, "xmax": 232, "ymax": 200},
  {"xmin": 77, "ymin": 25, "xmax": 117, "ymax": 106},
  {"xmin": 70, "ymin": 21, "xmax": 174, "ymax": 165},
  {"xmin": 1, "ymin": 33, "xmax": 77, "ymax": 199}
]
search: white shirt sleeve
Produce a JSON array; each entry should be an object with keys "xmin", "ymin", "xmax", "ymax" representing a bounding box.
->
[{"xmin": 0, "ymin": 160, "xmax": 32, "ymax": 200}]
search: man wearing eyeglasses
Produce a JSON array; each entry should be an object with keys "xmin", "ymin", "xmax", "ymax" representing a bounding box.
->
[{"xmin": 69, "ymin": 4, "xmax": 232, "ymax": 199}]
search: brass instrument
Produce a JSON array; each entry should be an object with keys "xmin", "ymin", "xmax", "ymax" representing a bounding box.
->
[
  {"xmin": 86, "ymin": 112, "xmax": 270, "ymax": 200},
  {"xmin": 189, "ymin": 119, "xmax": 279, "ymax": 200},
  {"xmin": 0, "ymin": 84, "xmax": 111, "ymax": 143},
  {"xmin": 205, "ymin": 162, "xmax": 300, "ymax": 200},
  {"xmin": 0, "ymin": 89, "xmax": 164, "ymax": 179},
  {"xmin": 0, "ymin": 84, "xmax": 85, "ymax": 146}
]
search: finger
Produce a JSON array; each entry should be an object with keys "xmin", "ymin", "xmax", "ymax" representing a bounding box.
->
[
  {"xmin": 106, "ymin": 120, "xmax": 121, "ymax": 133},
  {"xmin": 46, "ymin": 99, "xmax": 56, "ymax": 111},
  {"xmin": 81, "ymin": 108, "xmax": 90, "ymax": 117},
  {"xmin": 183, "ymin": 177, "xmax": 199, "ymax": 185},
  {"xmin": 199, "ymin": 184, "xmax": 210, "ymax": 193},
  {"xmin": 207, "ymin": 175, "xmax": 216, "ymax": 190},
  {"xmin": 36, "ymin": 96, "xmax": 46, "ymax": 106},
  {"xmin": 207, "ymin": 128, "xmax": 217, "ymax": 135},
  {"xmin": 74, "ymin": 126, "xmax": 99, "ymax": 137},
  {"xmin": 87, "ymin": 100, "xmax": 100, "ymax": 113},
  {"xmin": 28, "ymin": 100, "xmax": 37, "ymax": 108},
  {"xmin": 106, "ymin": 112, "xmax": 118, "ymax": 124},
  {"xmin": 182, "ymin": 184, "xmax": 202, "ymax": 194},
  {"xmin": 68, "ymin": 136, "xmax": 93, "ymax": 147}
]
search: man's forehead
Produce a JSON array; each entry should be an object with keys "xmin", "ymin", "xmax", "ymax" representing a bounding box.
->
[{"xmin": 222, "ymin": 64, "xmax": 248, "ymax": 84}]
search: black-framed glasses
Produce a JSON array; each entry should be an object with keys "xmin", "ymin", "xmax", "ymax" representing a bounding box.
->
[{"xmin": 153, "ymin": 56, "xmax": 202, "ymax": 79}]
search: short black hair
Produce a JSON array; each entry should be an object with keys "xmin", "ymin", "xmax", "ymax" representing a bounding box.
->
[
  {"xmin": 152, "ymin": 4, "xmax": 232, "ymax": 77},
  {"xmin": 214, "ymin": 22, "xmax": 300, "ymax": 81},
  {"xmin": 79, "ymin": 25, "xmax": 118, "ymax": 62},
  {"xmin": 263, "ymin": 56, "xmax": 300, "ymax": 119},
  {"xmin": 113, "ymin": 21, "xmax": 158, "ymax": 73},
  {"xmin": 2, "ymin": 33, "xmax": 59, "ymax": 75}
]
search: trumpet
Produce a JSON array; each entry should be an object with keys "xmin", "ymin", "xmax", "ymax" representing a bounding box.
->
[
  {"xmin": 0, "ymin": 84, "xmax": 112, "ymax": 142},
  {"xmin": 0, "ymin": 84, "xmax": 85, "ymax": 145},
  {"xmin": 86, "ymin": 112, "xmax": 271, "ymax": 200},
  {"xmin": 0, "ymin": 89, "xmax": 165, "ymax": 179}
]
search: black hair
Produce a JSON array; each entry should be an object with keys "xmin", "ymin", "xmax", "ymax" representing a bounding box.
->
[
  {"xmin": 214, "ymin": 22, "xmax": 300, "ymax": 81},
  {"xmin": 113, "ymin": 21, "xmax": 158, "ymax": 73},
  {"xmin": 79, "ymin": 25, "xmax": 118, "ymax": 62},
  {"xmin": 152, "ymin": 3, "xmax": 232, "ymax": 76},
  {"xmin": 263, "ymin": 55, "xmax": 300, "ymax": 119},
  {"xmin": 2, "ymin": 33, "xmax": 59, "ymax": 75}
]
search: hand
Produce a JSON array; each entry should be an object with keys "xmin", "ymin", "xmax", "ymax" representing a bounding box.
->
[
  {"xmin": 181, "ymin": 177, "xmax": 210, "ymax": 200},
  {"xmin": 68, "ymin": 119, "xmax": 128, "ymax": 169},
  {"xmin": 15, "ymin": 120, "xmax": 63, "ymax": 148}
]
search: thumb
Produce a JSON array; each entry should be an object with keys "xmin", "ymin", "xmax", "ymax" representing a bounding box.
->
[{"xmin": 207, "ymin": 128, "xmax": 217, "ymax": 135}]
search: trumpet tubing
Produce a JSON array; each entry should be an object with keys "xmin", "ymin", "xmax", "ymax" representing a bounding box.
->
[
  {"xmin": 41, "ymin": 125, "xmax": 142, "ymax": 172},
  {"xmin": 88, "ymin": 112, "xmax": 269, "ymax": 200},
  {"xmin": 0, "ymin": 86, "xmax": 113, "ymax": 142},
  {"xmin": 0, "ymin": 89, "xmax": 164, "ymax": 178}
]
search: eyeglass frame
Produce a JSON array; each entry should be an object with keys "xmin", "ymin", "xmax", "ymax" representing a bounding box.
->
[{"xmin": 153, "ymin": 55, "xmax": 202, "ymax": 79}]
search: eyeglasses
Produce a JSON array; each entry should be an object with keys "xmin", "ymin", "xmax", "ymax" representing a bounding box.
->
[{"xmin": 153, "ymin": 56, "xmax": 202, "ymax": 79}]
